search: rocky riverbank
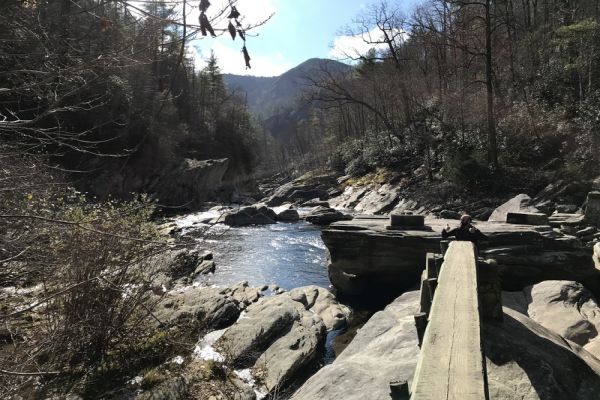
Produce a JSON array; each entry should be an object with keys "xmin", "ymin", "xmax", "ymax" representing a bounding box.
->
[
  {"xmin": 292, "ymin": 281, "xmax": 600, "ymax": 400},
  {"xmin": 8, "ymin": 168, "xmax": 596, "ymax": 399},
  {"xmin": 128, "ymin": 278, "xmax": 352, "ymax": 400}
]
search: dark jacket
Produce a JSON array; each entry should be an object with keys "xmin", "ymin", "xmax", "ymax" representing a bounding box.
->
[{"xmin": 442, "ymin": 224, "xmax": 488, "ymax": 243}]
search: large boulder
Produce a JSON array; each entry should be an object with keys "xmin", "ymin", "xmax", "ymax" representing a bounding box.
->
[
  {"xmin": 273, "ymin": 204, "xmax": 300, "ymax": 222},
  {"xmin": 305, "ymin": 206, "xmax": 352, "ymax": 225},
  {"xmin": 253, "ymin": 312, "xmax": 325, "ymax": 391},
  {"xmin": 503, "ymin": 281, "xmax": 600, "ymax": 356},
  {"xmin": 223, "ymin": 205, "xmax": 277, "ymax": 227},
  {"xmin": 485, "ymin": 307, "xmax": 600, "ymax": 399},
  {"xmin": 215, "ymin": 294, "xmax": 327, "ymax": 393},
  {"xmin": 265, "ymin": 174, "xmax": 337, "ymax": 207},
  {"xmin": 216, "ymin": 295, "xmax": 313, "ymax": 366},
  {"xmin": 157, "ymin": 158, "xmax": 229, "ymax": 209},
  {"xmin": 155, "ymin": 287, "xmax": 241, "ymax": 330},
  {"xmin": 288, "ymin": 285, "xmax": 351, "ymax": 330},
  {"xmin": 290, "ymin": 291, "xmax": 420, "ymax": 400},
  {"xmin": 489, "ymin": 194, "xmax": 540, "ymax": 222}
]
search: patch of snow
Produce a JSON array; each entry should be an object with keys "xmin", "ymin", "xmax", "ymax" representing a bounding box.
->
[
  {"xmin": 169, "ymin": 355, "xmax": 185, "ymax": 365},
  {"xmin": 193, "ymin": 328, "xmax": 227, "ymax": 362},
  {"xmin": 194, "ymin": 345, "xmax": 225, "ymax": 363},
  {"xmin": 234, "ymin": 369, "xmax": 268, "ymax": 400},
  {"xmin": 127, "ymin": 375, "xmax": 143, "ymax": 386}
]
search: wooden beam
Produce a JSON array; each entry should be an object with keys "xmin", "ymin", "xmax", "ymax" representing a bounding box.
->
[{"xmin": 411, "ymin": 241, "xmax": 487, "ymax": 400}]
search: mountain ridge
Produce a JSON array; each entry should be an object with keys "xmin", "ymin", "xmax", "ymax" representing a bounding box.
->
[{"xmin": 224, "ymin": 58, "xmax": 352, "ymax": 118}]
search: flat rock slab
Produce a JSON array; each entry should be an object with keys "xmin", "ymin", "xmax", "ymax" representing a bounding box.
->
[{"xmin": 324, "ymin": 217, "xmax": 596, "ymax": 298}]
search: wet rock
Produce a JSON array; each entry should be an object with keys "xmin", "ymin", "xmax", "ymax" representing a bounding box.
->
[
  {"xmin": 223, "ymin": 206, "xmax": 277, "ymax": 226},
  {"xmin": 305, "ymin": 206, "xmax": 352, "ymax": 225},
  {"xmin": 273, "ymin": 204, "xmax": 300, "ymax": 222},
  {"xmin": 489, "ymin": 194, "xmax": 540, "ymax": 222}
]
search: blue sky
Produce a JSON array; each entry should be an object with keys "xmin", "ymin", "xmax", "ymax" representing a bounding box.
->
[{"xmin": 188, "ymin": 0, "xmax": 421, "ymax": 76}]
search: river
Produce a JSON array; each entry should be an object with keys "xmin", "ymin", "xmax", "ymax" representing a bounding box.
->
[{"xmin": 174, "ymin": 212, "xmax": 331, "ymax": 290}]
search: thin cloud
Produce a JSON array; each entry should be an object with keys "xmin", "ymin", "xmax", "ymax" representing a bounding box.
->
[{"xmin": 329, "ymin": 27, "xmax": 407, "ymax": 61}]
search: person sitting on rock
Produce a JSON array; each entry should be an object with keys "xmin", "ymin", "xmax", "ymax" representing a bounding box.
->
[{"xmin": 442, "ymin": 214, "xmax": 487, "ymax": 243}]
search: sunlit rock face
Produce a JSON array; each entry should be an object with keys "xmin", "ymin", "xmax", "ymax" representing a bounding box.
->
[
  {"xmin": 290, "ymin": 290, "xmax": 421, "ymax": 400},
  {"xmin": 503, "ymin": 281, "xmax": 600, "ymax": 358},
  {"xmin": 291, "ymin": 290, "xmax": 600, "ymax": 400}
]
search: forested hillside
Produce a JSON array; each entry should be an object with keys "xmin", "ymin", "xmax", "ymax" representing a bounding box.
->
[
  {"xmin": 0, "ymin": 0, "xmax": 259, "ymax": 203},
  {"xmin": 259, "ymin": 0, "xmax": 600, "ymax": 192}
]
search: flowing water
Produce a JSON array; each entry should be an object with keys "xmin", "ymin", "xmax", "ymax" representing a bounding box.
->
[
  {"xmin": 173, "ymin": 212, "xmax": 368, "ymax": 397},
  {"xmin": 175, "ymin": 212, "xmax": 331, "ymax": 290}
]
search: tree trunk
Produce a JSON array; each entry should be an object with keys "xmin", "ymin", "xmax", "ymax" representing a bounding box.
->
[{"xmin": 485, "ymin": 0, "xmax": 499, "ymax": 171}]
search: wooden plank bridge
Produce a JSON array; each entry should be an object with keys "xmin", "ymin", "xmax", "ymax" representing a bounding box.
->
[{"xmin": 393, "ymin": 241, "xmax": 501, "ymax": 400}]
